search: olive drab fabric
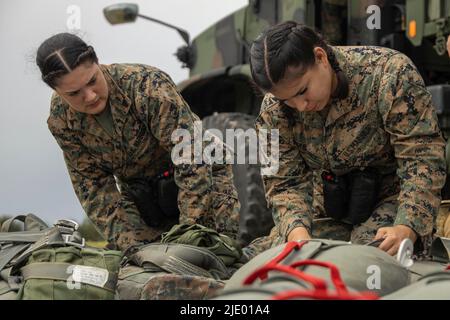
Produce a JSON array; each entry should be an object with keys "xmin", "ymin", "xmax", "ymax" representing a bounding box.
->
[
  {"xmin": 0, "ymin": 214, "xmax": 49, "ymax": 300},
  {"xmin": 217, "ymin": 240, "xmax": 410, "ymax": 300},
  {"xmin": 0, "ymin": 214, "xmax": 123, "ymax": 300},
  {"xmin": 255, "ymin": 47, "xmax": 446, "ymax": 252},
  {"xmin": 47, "ymin": 64, "xmax": 240, "ymax": 251},
  {"xmin": 17, "ymin": 246, "xmax": 122, "ymax": 300},
  {"xmin": 382, "ymin": 271, "xmax": 450, "ymax": 300},
  {"xmin": 117, "ymin": 243, "xmax": 230, "ymax": 300},
  {"xmin": 160, "ymin": 224, "xmax": 243, "ymax": 268}
]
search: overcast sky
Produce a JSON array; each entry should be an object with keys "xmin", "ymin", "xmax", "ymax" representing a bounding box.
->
[{"xmin": 0, "ymin": 0, "xmax": 247, "ymax": 225}]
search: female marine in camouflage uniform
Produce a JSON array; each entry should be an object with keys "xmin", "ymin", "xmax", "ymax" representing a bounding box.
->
[
  {"xmin": 36, "ymin": 33, "xmax": 240, "ymax": 251},
  {"xmin": 247, "ymin": 22, "xmax": 446, "ymax": 257}
]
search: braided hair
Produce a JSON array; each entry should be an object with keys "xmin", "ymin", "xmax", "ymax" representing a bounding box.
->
[
  {"xmin": 36, "ymin": 33, "xmax": 98, "ymax": 88},
  {"xmin": 250, "ymin": 21, "xmax": 348, "ymax": 99}
]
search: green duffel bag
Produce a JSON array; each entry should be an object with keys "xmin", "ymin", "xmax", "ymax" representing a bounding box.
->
[
  {"xmin": 216, "ymin": 239, "xmax": 411, "ymax": 300},
  {"xmin": 117, "ymin": 243, "xmax": 230, "ymax": 300},
  {"xmin": 0, "ymin": 214, "xmax": 122, "ymax": 300}
]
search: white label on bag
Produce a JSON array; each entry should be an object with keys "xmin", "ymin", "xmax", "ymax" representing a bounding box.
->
[{"xmin": 71, "ymin": 266, "xmax": 109, "ymax": 288}]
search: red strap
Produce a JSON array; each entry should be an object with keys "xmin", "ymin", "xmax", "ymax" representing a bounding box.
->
[
  {"xmin": 242, "ymin": 240, "xmax": 380, "ymax": 300},
  {"xmin": 243, "ymin": 263, "xmax": 328, "ymax": 290},
  {"xmin": 270, "ymin": 241, "xmax": 307, "ymax": 265},
  {"xmin": 446, "ymin": 265, "xmax": 450, "ymax": 271},
  {"xmin": 290, "ymin": 260, "xmax": 348, "ymax": 295},
  {"xmin": 243, "ymin": 241, "xmax": 308, "ymax": 284}
]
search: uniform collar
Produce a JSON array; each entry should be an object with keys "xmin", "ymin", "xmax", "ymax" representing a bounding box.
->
[{"xmin": 322, "ymin": 47, "xmax": 358, "ymax": 128}]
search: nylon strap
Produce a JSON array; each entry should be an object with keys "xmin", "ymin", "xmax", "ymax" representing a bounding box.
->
[
  {"xmin": 20, "ymin": 262, "xmax": 117, "ymax": 292},
  {"xmin": 1, "ymin": 215, "xmax": 26, "ymax": 232},
  {"xmin": 0, "ymin": 244, "xmax": 29, "ymax": 272}
]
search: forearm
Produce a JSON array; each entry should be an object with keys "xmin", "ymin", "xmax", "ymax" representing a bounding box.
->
[
  {"xmin": 69, "ymin": 168, "xmax": 161, "ymax": 250},
  {"xmin": 395, "ymin": 159, "xmax": 445, "ymax": 236},
  {"xmin": 264, "ymin": 170, "xmax": 314, "ymax": 240}
]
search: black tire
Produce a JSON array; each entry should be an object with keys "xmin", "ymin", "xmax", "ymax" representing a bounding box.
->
[{"xmin": 202, "ymin": 112, "xmax": 274, "ymax": 246}]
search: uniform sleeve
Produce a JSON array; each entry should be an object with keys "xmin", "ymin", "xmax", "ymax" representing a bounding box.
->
[
  {"xmin": 48, "ymin": 115, "xmax": 162, "ymax": 251},
  {"xmin": 255, "ymin": 99, "xmax": 314, "ymax": 240},
  {"xmin": 136, "ymin": 69, "xmax": 240, "ymax": 238},
  {"xmin": 378, "ymin": 53, "xmax": 446, "ymax": 237}
]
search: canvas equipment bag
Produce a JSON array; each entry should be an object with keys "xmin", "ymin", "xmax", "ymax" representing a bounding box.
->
[
  {"xmin": 216, "ymin": 239, "xmax": 412, "ymax": 300},
  {"xmin": 0, "ymin": 214, "xmax": 122, "ymax": 300},
  {"xmin": 116, "ymin": 242, "xmax": 230, "ymax": 300},
  {"xmin": 160, "ymin": 224, "xmax": 243, "ymax": 268}
]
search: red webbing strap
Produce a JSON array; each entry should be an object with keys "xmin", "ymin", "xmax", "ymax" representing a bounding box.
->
[
  {"xmin": 242, "ymin": 241, "xmax": 380, "ymax": 300},
  {"xmin": 243, "ymin": 263, "xmax": 328, "ymax": 290},
  {"xmin": 243, "ymin": 241, "xmax": 308, "ymax": 284},
  {"xmin": 290, "ymin": 260, "xmax": 347, "ymax": 295}
]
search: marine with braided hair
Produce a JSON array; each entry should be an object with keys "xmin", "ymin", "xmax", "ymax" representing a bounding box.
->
[
  {"xmin": 36, "ymin": 33, "xmax": 240, "ymax": 251},
  {"xmin": 245, "ymin": 21, "xmax": 446, "ymax": 259}
]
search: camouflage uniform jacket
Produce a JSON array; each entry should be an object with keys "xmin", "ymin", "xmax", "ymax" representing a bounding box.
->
[
  {"xmin": 256, "ymin": 46, "xmax": 446, "ymax": 241},
  {"xmin": 48, "ymin": 64, "xmax": 239, "ymax": 250}
]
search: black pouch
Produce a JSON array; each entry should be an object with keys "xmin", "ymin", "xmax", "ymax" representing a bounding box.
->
[
  {"xmin": 123, "ymin": 170, "xmax": 180, "ymax": 228},
  {"xmin": 322, "ymin": 171, "xmax": 350, "ymax": 221},
  {"xmin": 154, "ymin": 171, "xmax": 180, "ymax": 220},
  {"xmin": 346, "ymin": 168, "xmax": 381, "ymax": 225}
]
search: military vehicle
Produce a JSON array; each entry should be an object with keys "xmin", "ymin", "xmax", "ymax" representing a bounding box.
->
[{"xmin": 104, "ymin": 0, "xmax": 450, "ymax": 245}]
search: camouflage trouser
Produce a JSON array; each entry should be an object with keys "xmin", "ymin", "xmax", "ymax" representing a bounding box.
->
[{"xmin": 243, "ymin": 171, "xmax": 433, "ymax": 260}]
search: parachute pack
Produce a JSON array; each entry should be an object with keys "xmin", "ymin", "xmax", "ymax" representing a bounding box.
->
[
  {"xmin": 215, "ymin": 238, "xmax": 450, "ymax": 300},
  {"xmin": 2, "ymin": 214, "xmax": 449, "ymax": 300},
  {"xmin": 0, "ymin": 214, "xmax": 122, "ymax": 300}
]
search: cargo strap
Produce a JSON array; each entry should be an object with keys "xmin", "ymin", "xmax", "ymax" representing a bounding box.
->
[
  {"xmin": 20, "ymin": 262, "xmax": 117, "ymax": 292},
  {"xmin": 0, "ymin": 214, "xmax": 48, "ymax": 233},
  {"xmin": 129, "ymin": 243, "xmax": 230, "ymax": 280},
  {"xmin": 243, "ymin": 241, "xmax": 379, "ymax": 300},
  {"xmin": 161, "ymin": 224, "xmax": 242, "ymax": 267},
  {"xmin": 1, "ymin": 219, "xmax": 85, "ymax": 273}
]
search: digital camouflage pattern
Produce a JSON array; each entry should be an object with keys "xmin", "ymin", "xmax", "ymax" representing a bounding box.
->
[
  {"xmin": 117, "ymin": 266, "xmax": 225, "ymax": 300},
  {"xmin": 139, "ymin": 274, "xmax": 224, "ymax": 300},
  {"xmin": 249, "ymin": 46, "xmax": 446, "ymax": 258},
  {"xmin": 47, "ymin": 64, "xmax": 240, "ymax": 251}
]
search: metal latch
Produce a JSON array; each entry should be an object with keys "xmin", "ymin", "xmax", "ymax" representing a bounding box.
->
[
  {"xmin": 54, "ymin": 219, "xmax": 79, "ymax": 234},
  {"xmin": 397, "ymin": 238, "xmax": 414, "ymax": 268}
]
